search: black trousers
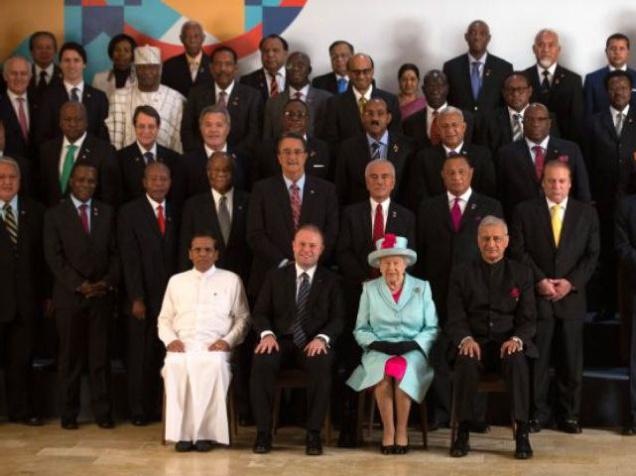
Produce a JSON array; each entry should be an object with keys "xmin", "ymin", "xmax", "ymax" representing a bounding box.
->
[
  {"xmin": 630, "ymin": 307, "xmax": 636, "ymax": 423},
  {"xmin": 250, "ymin": 336, "xmax": 333, "ymax": 433},
  {"xmin": 0, "ymin": 314, "xmax": 35, "ymax": 419},
  {"xmin": 597, "ymin": 209, "xmax": 618, "ymax": 314},
  {"xmin": 533, "ymin": 318, "xmax": 583, "ymax": 423},
  {"xmin": 56, "ymin": 299, "xmax": 112, "ymax": 421},
  {"xmin": 453, "ymin": 341, "xmax": 530, "ymax": 423},
  {"xmin": 126, "ymin": 314, "xmax": 164, "ymax": 420}
]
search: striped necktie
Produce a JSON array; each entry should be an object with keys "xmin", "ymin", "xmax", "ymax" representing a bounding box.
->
[
  {"xmin": 291, "ymin": 272, "xmax": 310, "ymax": 348},
  {"xmin": 3, "ymin": 203, "xmax": 18, "ymax": 247}
]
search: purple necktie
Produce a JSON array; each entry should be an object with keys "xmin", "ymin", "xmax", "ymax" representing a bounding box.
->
[{"xmin": 451, "ymin": 197, "xmax": 462, "ymax": 232}]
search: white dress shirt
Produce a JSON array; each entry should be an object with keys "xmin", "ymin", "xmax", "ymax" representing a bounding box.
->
[
  {"xmin": 59, "ymin": 132, "xmax": 87, "ymax": 177},
  {"xmin": 447, "ymin": 188, "xmax": 472, "ymax": 214},
  {"xmin": 525, "ymin": 136, "xmax": 550, "ymax": 165},
  {"xmin": 265, "ymin": 66, "xmax": 286, "ymax": 94},
  {"xmin": 215, "ymin": 80, "xmax": 235, "ymax": 104},
  {"xmin": 35, "ymin": 63, "xmax": 55, "ymax": 85},
  {"xmin": 468, "ymin": 52, "xmax": 488, "ymax": 79},
  {"xmin": 370, "ymin": 197, "xmax": 390, "ymax": 234},
  {"xmin": 426, "ymin": 102, "xmax": 448, "ymax": 138},
  {"xmin": 546, "ymin": 196, "xmax": 568, "ymax": 222},
  {"xmin": 6, "ymin": 89, "xmax": 30, "ymax": 131},
  {"xmin": 137, "ymin": 141, "xmax": 158, "ymax": 163},
  {"xmin": 64, "ymin": 80, "xmax": 84, "ymax": 100},
  {"xmin": 211, "ymin": 187, "xmax": 234, "ymax": 221},
  {"xmin": 289, "ymin": 84, "xmax": 310, "ymax": 102},
  {"xmin": 443, "ymin": 141, "xmax": 465, "ymax": 156},
  {"xmin": 536, "ymin": 63, "xmax": 558, "ymax": 86},
  {"xmin": 146, "ymin": 194, "xmax": 166, "ymax": 219}
]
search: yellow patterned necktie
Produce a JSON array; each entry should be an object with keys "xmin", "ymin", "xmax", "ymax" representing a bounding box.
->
[
  {"xmin": 550, "ymin": 204, "xmax": 562, "ymax": 246},
  {"xmin": 358, "ymin": 96, "xmax": 368, "ymax": 116}
]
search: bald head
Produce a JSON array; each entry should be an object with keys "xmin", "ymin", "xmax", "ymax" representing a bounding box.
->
[
  {"xmin": 348, "ymin": 53, "xmax": 374, "ymax": 93},
  {"xmin": 59, "ymin": 101, "xmax": 87, "ymax": 142},
  {"xmin": 465, "ymin": 20, "xmax": 491, "ymax": 57}
]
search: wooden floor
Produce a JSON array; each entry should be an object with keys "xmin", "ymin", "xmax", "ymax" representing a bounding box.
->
[{"xmin": 1, "ymin": 422, "xmax": 635, "ymax": 476}]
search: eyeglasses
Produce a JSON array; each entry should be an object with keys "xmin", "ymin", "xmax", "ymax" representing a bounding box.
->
[
  {"xmin": 284, "ymin": 111, "xmax": 307, "ymax": 119},
  {"xmin": 349, "ymin": 68, "xmax": 373, "ymax": 76}
]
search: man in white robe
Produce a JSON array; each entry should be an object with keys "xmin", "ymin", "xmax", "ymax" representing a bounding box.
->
[
  {"xmin": 106, "ymin": 45, "xmax": 185, "ymax": 152},
  {"xmin": 158, "ymin": 233, "xmax": 249, "ymax": 452}
]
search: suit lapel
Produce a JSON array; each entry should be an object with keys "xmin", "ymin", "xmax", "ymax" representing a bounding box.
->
[
  {"xmin": 228, "ymin": 190, "xmax": 246, "ymax": 247},
  {"xmin": 141, "ymin": 198, "xmax": 162, "ymax": 240},
  {"xmin": 460, "ymin": 55, "xmax": 473, "ymax": 100},
  {"xmin": 557, "ymin": 201, "xmax": 578, "ymax": 253},
  {"xmin": 77, "ymin": 135, "xmax": 93, "ymax": 161},
  {"xmin": 536, "ymin": 200, "xmax": 556, "ymax": 250},
  {"xmin": 360, "ymin": 201, "xmax": 373, "ymax": 242},
  {"xmin": 600, "ymin": 110, "xmax": 618, "ymax": 141},
  {"xmin": 498, "ymin": 109, "xmax": 513, "ymax": 143},
  {"xmin": 387, "ymin": 133, "xmax": 400, "ymax": 164},
  {"xmin": 300, "ymin": 176, "xmax": 316, "ymax": 224},
  {"xmin": 459, "ymin": 194, "xmax": 480, "ymax": 231},
  {"xmin": 520, "ymin": 142, "xmax": 540, "ymax": 184},
  {"xmin": 63, "ymin": 200, "xmax": 89, "ymax": 242},
  {"xmin": 276, "ymin": 176, "xmax": 295, "ymax": 236}
]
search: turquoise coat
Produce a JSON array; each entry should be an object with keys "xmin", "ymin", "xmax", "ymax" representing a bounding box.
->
[{"xmin": 346, "ymin": 274, "xmax": 439, "ymax": 403}]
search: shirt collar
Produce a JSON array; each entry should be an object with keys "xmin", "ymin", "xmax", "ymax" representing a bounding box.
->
[
  {"xmin": 537, "ymin": 63, "xmax": 557, "ymax": 77},
  {"xmin": 366, "ymin": 130, "xmax": 389, "ymax": 147},
  {"xmin": 35, "ymin": 63, "xmax": 55, "ymax": 78},
  {"xmin": 546, "ymin": 196, "xmax": 568, "ymax": 210},
  {"xmin": 508, "ymin": 104, "xmax": 529, "ymax": 117},
  {"xmin": 70, "ymin": 194, "xmax": 91, "ymax": 208},
  {"xmin": 370, "ymin": 196, "xmax": 390, "ymax": 211},
  {"xmin": 6, "ymin": 89, "xmax": 27, "ymax": 102},
  {"xmin": 0, "ymin": 194, "xmax": 19, "ymax": 211},
  {"xmin": 468, "ymin": 52, "xmax": 488, "ymax": 64},
  {"xmin": 336, "ymin": 74, "xmax": 349, "ymax": 81},
  {"xmin": 204, "ymin": 143, "xmax": 228, "ymax": 157},
  {"xmin": 295, "ymin": 263, "xmax": 317, "ymax": 281},
  {"xmin": 145, "ymin": 194, "xmax": 165, "ymax": 210},
  {"xmin": 137, "ymin": 141, "xmax": 157, "ymax": 156},
  {"xmin": 525, "ymin": 135, "xmax": 549, "ymax": 150},
  {"xmin": 211, "ymin": 186, "xmax": 233, "ymax": 203},
  {"xmin": 193, "ymin": 264, "xmax": 217, "ymax": 279},
  {"xmin": 443, "ymin": 141, "xmax": 464, "ymax": 155},
  {"xmin": 63, "ymin": 132, "xmax": 87, "ymax": 149},
  {"xmin": 353, "ymin": 84, "xmax": 373, "ymax": 102},
  {"xmin": 610, "ymin": 104, "xmax": 630, "ymax": 116},
  {"xmin": 289, "ymin": 84, "xmax": 310, "ymax": 98},
  {"xmin": 64, "ymin": 80, "xmax": 84, "ymax": 95},
  {"xmin": 215, "ymin": 80, "xmax": 235, "ymax": 97},
  {"xmin": 609, "ymin": 64, "xmax": 628, "ymax": 72},
  {"xmin": 186, "ymin": 51, "xmax": 203, "ymax": 64},
  {"xmin": 283, "ymin": 173, "xmax": 306, "ymax": 190},
  {"xmin": 447, "ymin": 187, "xmax": 472, "ymax": 203}
]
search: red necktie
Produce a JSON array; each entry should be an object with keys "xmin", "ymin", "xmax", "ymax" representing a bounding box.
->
[
  {"xmin": 430, "ymin": 110, "xmax": 441, "ymax": 145},
  {"xmin": 294, "ymin": 91, "xmax": 303, "ymax": 101},
  {"xmin": 269, "ymin": 72, "xmax": 279, "ymax": 97},
  {"xmin": 451, "ymin": 197, "xmax": 462, "ymax": 232},
  {"xmin": 290, "ymin": 183, "xmax": 301, "ymax": 230},
  {"xmin": 157, "ymin": 204, "xmax": 166, "ymax": 236},
  {"xmin": 79, "ymin": 204, "xmax": 89, "ymax": 234},
  {"xmin": 532, "ymin": 145, "xmax": 545, "ymax": 180},
  {"xmin": 16, "ymin": 97, "xmax": 29, "ymax": 141},
  {"xmin": 372, "ymin": 203, "xmax": 384, "ymax": 245}
]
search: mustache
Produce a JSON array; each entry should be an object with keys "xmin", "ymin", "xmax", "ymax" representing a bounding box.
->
[{"xmin": 371, "ymin": 121, "xmax": 380, "ymax": 126}]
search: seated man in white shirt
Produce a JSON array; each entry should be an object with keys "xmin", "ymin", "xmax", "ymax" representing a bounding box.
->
[{"xmin": 158, "ymin": 233, "xmax": 250, "ymax": 452}]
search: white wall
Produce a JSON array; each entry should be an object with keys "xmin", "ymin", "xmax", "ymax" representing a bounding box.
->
[{"xmin": 237, "ymin": 0, "xmax": 636, "ymax": 95}]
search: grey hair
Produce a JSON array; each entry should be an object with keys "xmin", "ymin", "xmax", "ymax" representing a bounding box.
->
[
  {"xmin": 534, "ymin": 28, "xmax": 560, "ymax": 45},
  {"xmin": 478, "ymin": 215, "xmax": 508, "ymax": 235},
  {"xmin": 2, "ymin": 56, "xmax": 32, "ymax": 81},
  {"xmin": 438, "ymin": 106, "xmax": 464, "ymax": 122},
  {"xmin": 365, "ymin": 158, "xmax": 395, "ymax": 178},
  {"xmin": 180, "ymin": 21, "xmax": 203, "ymax": 36},
  {"xmin": 0, "ymin": 156, "xmax": 21, "ymax": 177},
  {"xmin": 199, "ymin": 104, "xmax": 231, "ymax": 127}
]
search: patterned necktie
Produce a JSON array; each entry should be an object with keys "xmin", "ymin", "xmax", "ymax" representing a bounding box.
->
[
  {"xmin": 430, "ymin": 110, "xmax": 441, "ymax": 145},
  {"xmin": 337, "ymin": 77, "xmax": 347, "ymax": 94},
  {"xmin": 143, "ymin": 151, "xmax": 154, "ymax": 164},
  {"xmin": 550, "ymin": 204, "xmax": 562, "ymax": 246},
  {"xmin": 3, "ymin": 203, "xmax": 18, "ymax": 247},
  {"xmin": 371, "ymin": 141, "xmax": 381, "ymax": 159},
  {"xmin": 157, "ymin": 204, "xmax": 166, "ymax": 236},
  {"xmin": 451, "ymin": 197, "xmax": 462, "ymax": 232},
  {"xmin": 290, "ymin": 183, "xmax": 301, "ymax": 230},
  {"xmin": 16, "ymin": 97, "xmax": 29, "ymax": 141},
  {"xmin": 269, "ymin": 72, "xmax": 279, "ymax": 97},
  {"xmin": 541, "ymin": 70, "xmax": 551, "ymax": 93},
  {"xmin": 70, "ymin": 87, "xmax": 80, "ymax": 102},
  {"xmin": 616, "ymin": 112, "xmax": 625, "ymax": 137},
  {"xmin": 358, "ymin": 96, "xmax": 368, "ymax": 116},
  {"xmin": 532, "ymin": 145, "xmax": 545, "ymax": 180},
  {"xmin": 512, "ymin": 113, "xmax": 523, "ymax": 141},
  {"xmin": 470, "ymin": 61, "xmax": 482, "ymax": 100},
  {"xmin": 218, "ymin": 195, "xmax": 231, "ymax": 244},
  {"xmin": 78, "ymin": 204, "xmax": 89, "ymax": 234},
  {"xmin": 60, "ymin": 144, "xmax": 77, "ymax": 193},
  {"xmin": 372, "ymin": 203, "xmax": 384, "ymax": 244},
  {"xmin": 291, "ymin": 272, "xmax": 310, "ymax": 348},
  {"xmin": 218, "ymin": 91, "xmax": 227, "ymax": 108},
  {"xmin": 294, "ymin": 91, "xmax": 303, "ymax": 101}
]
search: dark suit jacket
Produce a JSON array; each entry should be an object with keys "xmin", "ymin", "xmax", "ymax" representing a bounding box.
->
[
  {"xmin": 181, "ymin": 145, "xmax": 248, "ymax": 198},
  {"xmin": 36, "ymin": 83, "xmax": 109, "ymax": 144},
  {"xmin": 180, "ymin": 81, "xmax": 262, "ymax": 154},
  {"xmin": 335, "ymin": 132, "xmax": 414, "ymax": 206},
  {"xmin": 496, "ymin": 137, "xmax": 591, "ymax": 219},
  {"xmin": 239, "ymin": 68, "xmax": 286, "ymax": 103},
  {"xmin": 337, "ymin": 199, "xmax": 415, "ymax": 285},
  {"xmin": 510, "ymin": 197, "xmax": 600, "ymax": 320},
  {"xmin": 0, "ymin": 197, "xmax": 46, "ymax": 323},
  {"xmin": 252, "ymin": 263, "xmax": 344, "ymax": 342},
  {"xmin": 312, "ymin": 72, "xmax": 340, "ymax": 95},
  {"xmin": 255, "ymin": 136, "xmax": 330, "ymax": 182},
  {"xmin": 402, "ymin": 106, "xmax": 475, "ymax": 151},
  {"xmin": 446, "ymin": 258, "xmax": 537, "ymax": 357},
  {"xmin": 160, "ymin": 53, "xmax": 212, "ymax": 99},
  {"xmin": 39, "ymin": 134, "xmax": 122, "ymax": 208},
  {"xmin": 246, "ymin": 175, "xmax": 339, "ymax": 297},
  {"xmin": 616, "ymin": 194, "xmax": 636, "ymax": 288},
  {"xmin": 407, "ymin": 143, "xmax": 496, "ymax": 209},
  {"xmin": 525, "ymin": 64, "xmax": 584, "ymax": 145},
  {"xmin": 583, "ymin": 66, "xmax": 636, "ymax": 117},
  {"xmin": 178, "ymin": 189, "xmax": 251, "ymax": 284},
  {"xmin": 28, "ymin": 64, "xmax": 63, "ymax": 105},
  {"xmin": 43, "ymin": 198, "xmax": 119, "ymax": 309},
  {"xmin": 416, "ymin": 192, "xmax": 502, "ymax": 320},
  {"xmin": 0, "ymin": 92, "xmax": 38, "ymax": 161},
  {"xmin": 117, "ymin": 197, "xmax": 178, "ymax": 317},
  {"xmin": 483, "ymin": 107, "xmax": 560, "ymax": 155}
]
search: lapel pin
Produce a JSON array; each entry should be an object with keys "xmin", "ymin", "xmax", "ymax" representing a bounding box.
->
[
  {"xmin": 471, "ymin": 203, "xmax": 477, "ymax": 210},
  {"xmin": 485, "ymin": 69, "xmax": 492, "ymax": 77},
  {"xmin": 391, "ymin": 210, "xmax": 397, "ymax": 218},
  {"xmin": 310, "ymin": 189, "xmax": 315, "ymax": 195},
  {"xmin": 393, "ymin": 144, "xmax": 399, "ymax": 153},
  {"xmin": 238, "ymin": 205, "xmax": 243, "ymax": 211}
]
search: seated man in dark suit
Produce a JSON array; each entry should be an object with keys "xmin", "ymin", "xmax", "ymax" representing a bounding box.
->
[
  {"xmin": 251, "ymin": 224, "xmax": 344, "ymax": 455},
  {"xmin": 36, "ymin": 42, "xmax": 109, "ymax": 144},
  {"xmin": 118, "ymin": 162, "xmax": 178, "ymax": 426},
  {"xmin": 447, "ymin": 215, "xmax": 536, "ymax": 459},
  {"xmin": 402, "ymin": 70, "xmax": 475, "ymax": 151},
  {"xmin": 584, "ymin": 33, "xmax": 636, "ymax": 117},
  {"xmin": 335, "ymin": 158, "xmax": 415, "ymax": 446},
  {"xmin": 497, "ymin": 103, "xmax": 590, "ymax": 220},
  {"xmin": 263, "ymin": 51, "xmax": 331, "ymax": 140},
  {"xmin": 0, "ymin": 157, "xmax": 46, "ymax": 426},
  {"xmin": 240, "ymin": 34, "xmax": 288, "ymax": 102},
  {"xmin": 181, "ymin": 46, "xmax": 262, "ymax": 155},
  {"xmin": 44, "ymin": 160, "xmax": 119, "ymax": 430},
  {"xmin": 27, "ymin": 31, "xmax": 63, "ymax": 105},
  {"xmin": 311, "ymin": 40, "xmax": 354, "ymax": 95},
  {"xmin": 407, "ymin": 106, "xmax": 496, "ymax": 209},
  {"xmin": 255, "ymin": 99, "xmax": 330, "ymax": 182},
  {"xmin": 336, "ymin": 97, "xmax": 413, "ymax": 206},
  {"xmin": 117, "ymin": 105, "xmax": 184, "ymax": 207},
  {"xmin": 39, "ymin": 101, "xmax": 121, "ymax": 207},
  {"xmin": 417, "ymin": 154, "xmax": 503, "ymax": 430},
  {"xmin": 247, "ymin": 132, "xmax": 338, "ymax": 300},
  {"xmin": 510, "ymin": 160, "xmax": 599, "ymax": 434},
  {"xmin": 160, "ymin": 21, "xmax": 212, "ymax": 98},
  {"xmin": 524, "ymin": 29, "xmax": 584, "ymax": 146}
]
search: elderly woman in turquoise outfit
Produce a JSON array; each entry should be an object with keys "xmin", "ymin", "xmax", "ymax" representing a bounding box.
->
[{"xmin": 347, "ymin": 234, "xmax": 438, "ymax": 454}]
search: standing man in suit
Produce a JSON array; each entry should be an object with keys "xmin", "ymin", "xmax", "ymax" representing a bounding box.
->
[
  {"xmin": 335, "ymin": 158, "xmax": 415, "ymax": 446},
  {"xmin": 160, "ymin": 21, "xmax": 212, "ymax": 98},
  {"xmin": 336, "ymin": 98, "xmax": 413, "ymax": 206},
  {"xmin": 408, "ymin": 106, "xmax": 495, "ymax": 209},
  {"xmin": 251, "ymin": 224, "xmax": 344, "ymax": 455},
  {"xmin": 312, "ymin": 40, "xmax": 354, "ymax": 95},
  {"xmin": 263, "ymin": 52, "xmax": 331, "ymax": 140},
  {"xmin": 36, "ymin": 42, "xmax": 109, "ymax": 144},
  {"xmin": 497, "ymin": 103, "xmax": 590, "ymax": 220},
  {"xmin": 416, "ymin": 154, "xmax": 502, "ymax": 430},
  {"xmin": 586, "ymin": 70, "xmax": 636, "ymax": 320},
  {"xmin": 510, "ymin": 160, "xmax": 600, "ymax": 434},
  {"xmin": 247, "ymin": 132, "xmax": 338, "ymax": 300},
  {"xmin": 0, "ymin": 121, "xmax": 33, "ymax": 196},
  {"xmin": 584, "ymin": 33, "xmax": 636, "ymax": 117},
  {"xmin": 323, "ymin": 53, "xmax": 401, "ymax": 148},
  {"xmin": 447, "ymin": 216, "xmax": 536, "ymax": 459},
  {"xmin": 443, "ymin": 20, "xmax": 513, "ymax": 136},
  {"xmin": 44, "ymin": 160, "xmax": 119, "ymax": 429},
  {"xmin": 0, "ymin": 157, "xmax": 46, "ymax": 426},
  {"xmin": 118, "ymin": 162, "xmax": 177, "ymax": 426},
  {"xmin": 240, "ymin": 34, "xmax": 288, "ymax": 102},
  {"xmin": 524, "ymin": 29, "xmax": 584, "ymax": 146},
  {"xmin": 181, "ymin": 46, "xmax": 262, "ymax": 155},
  {"xmin": 39, "ymin": 102, "xmax": 121, "ymax": 207},
  {"xmin": 28, "ymin": 31, "xmax": 63, "ymax": 105}
]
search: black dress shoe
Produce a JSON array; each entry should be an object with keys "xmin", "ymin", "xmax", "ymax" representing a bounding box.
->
[
  {"xmin": 131, "ymin": 416, "xmax": 147, "ymax": 426},
  {"xmin": 514, "ymin": 423, "xmax": 533, "ymax": 460},
  {"xmin": 306, "ymin": 431, "xmax": 323, "ymax": 456},
  {"xmin": 253, "ymin": 431, "xmax": 272, "ymax": 454},
  {"xmin": 14, "ymin": 416, "xmax": 43, "ymax": 426},
  {"xmin": 622, "ymin": 424, "xmax": 636, "ymax": 435},
  {"xmin": 450, "ymin": 425, "xmax": 470, "ymax": 457},
  {"xmin": 194, "ymin": 440, "xmax": 214, "ymax": 452},
  {"xmin": 558, "ymin": 419, "xmax": 582, "ymax": 434},
  {"xmin": 380, "ymin": 444, "xmax": 395, "ymax": 455},
  {"xmin": 175, "ymin": 441, "xmax": 194, "ymax": 452},
  {"xmin": 468, "ymin": 421, "xmax": 490, "ymax": 433},
  {"xmin": 61, "ymin": 418, "xmax": 78, "ymax": 430},
  {"xmin": 337, "ymin": 429, "xmax": 357, "ymax": 448},
  {"xmin": 529, "ymin": 419, "xmax": 542, "ymax": 433},
  {"xmin": 97, "ymin": 418, "xmax": 115, "ymax": 429}
]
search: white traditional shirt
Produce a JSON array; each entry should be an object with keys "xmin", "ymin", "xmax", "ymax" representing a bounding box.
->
[{"xmin": 105, "ymin": 84, "xmax": 185, "ymax": 152}]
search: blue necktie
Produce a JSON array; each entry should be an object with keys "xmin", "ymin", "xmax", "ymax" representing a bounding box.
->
[
  {"xmin": 471, "ymin": 62, "xmax": 482, "ymax": 101},
  {"xmin": 337, "ymin": 77, "xmax": 347, "ymax": 94}
]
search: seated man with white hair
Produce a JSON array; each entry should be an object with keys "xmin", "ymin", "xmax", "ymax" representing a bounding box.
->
[{"xmin": 158, "ymin": 233, "xmax": 249, "ymax": 452}]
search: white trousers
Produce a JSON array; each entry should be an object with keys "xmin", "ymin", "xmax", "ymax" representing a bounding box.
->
[{"xmin": 162, "ymin": 350, "xmax": 231, "ymax": 444}]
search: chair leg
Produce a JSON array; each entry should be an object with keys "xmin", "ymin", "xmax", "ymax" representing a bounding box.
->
[
  {"xmin": 272, "ymin": 386, "xmax": 282, "ymax": 435},
  {"xmin": 161, "ymin": 390, "xmax": 167, "ymax": 446},
  {"xmin": 419, "ymin": 401, "xmax": 428, "ymax": 450},
  {"xmin": 227, "ymin": 384, "xmax": 238, "ymax": 445}
]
